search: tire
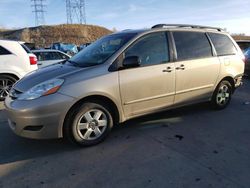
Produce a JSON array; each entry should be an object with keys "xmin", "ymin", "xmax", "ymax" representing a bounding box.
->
[
  {"xmin": 64, "ymin": 102, "xmax": 113, "ymax": 146},
  {"xmin": 211, "ymin": 80, "xmax": 233, "ymax": 110},
  {"xmin": 0, "ymin": 75, "xmax": 17, "ymax": 101}
]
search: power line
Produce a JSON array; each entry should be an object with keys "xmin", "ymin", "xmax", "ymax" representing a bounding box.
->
[
  {"xmin": 66, "ymin": 0, "xmax": 86, "ymax": 24},
  {"xmin": 31, "ymin": 0, "xmax": 46, "ymax": 26}
]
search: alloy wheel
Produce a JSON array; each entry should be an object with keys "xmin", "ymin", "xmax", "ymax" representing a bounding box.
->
[
  {"xmin": 76, "ymin": 109, "xmax": 108, "ymax": 140},
  {"xmin": 0, "ymin": 78, "xmax": 15, "ymax": 99},
  {"xmin": 216, "ymin": 84, "xmax": 230, "ymax": 106}
]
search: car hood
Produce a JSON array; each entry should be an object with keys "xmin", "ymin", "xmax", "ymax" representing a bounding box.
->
[{"xmin": 14, "ymin": 63, "xmax": 88, "ymax": 92}]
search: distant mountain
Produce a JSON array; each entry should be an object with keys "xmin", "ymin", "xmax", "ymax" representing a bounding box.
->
[{"xmin": 0, "ymin": 24, "xmax": 112, "ymax": 48}]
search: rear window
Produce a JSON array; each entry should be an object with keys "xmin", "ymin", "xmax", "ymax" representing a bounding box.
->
[
  {"xmin": 173, "ymin": 31, "xmax": 213, "ymax": 61},
  {"xmin": 0, "ymin": 46, "xmax": 12, "ymax": 55},
  {"xmin": 208, "ymin": 33, "xmax": 237, "ymax": 56},
  {"xmin": 21, "ymin": 44, "xmax": 32, "ymax": 54}
]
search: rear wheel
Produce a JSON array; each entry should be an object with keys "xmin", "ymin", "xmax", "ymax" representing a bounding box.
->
[
  {"xmin": 0, "ymin": 75, "xmax": 17, "ymax": 101},
  {"xmin": 211, "ymin": 80, "xmax": 232, "ymax": 110},
  {"xmin": 64, "ymin": 102, "xmax": 113, "ymax": 146}
]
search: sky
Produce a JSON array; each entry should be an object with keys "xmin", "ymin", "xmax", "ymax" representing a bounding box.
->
[{"xmin": 0, "ymin": 0, "xmax": 249, "ymax": 35}]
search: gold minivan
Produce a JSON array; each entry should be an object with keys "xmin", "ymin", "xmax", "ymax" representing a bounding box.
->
[{"xmin": 5, "ymin": 24, "xmax": 245, "ymax": 146}]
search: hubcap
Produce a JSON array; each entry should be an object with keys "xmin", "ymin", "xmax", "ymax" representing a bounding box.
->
[
  {"xmin": 216, "ymin": 85, "xmax": 230, "ymax": 106},
  {"xmin": 0, "ymin": 78, "xmax": 14, "ymax": 99},
  {"xmin": 76, "ymin": 109, "xmax": 108, "ymax": 140}
]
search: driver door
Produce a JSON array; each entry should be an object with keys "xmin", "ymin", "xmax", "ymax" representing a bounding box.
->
[{"xmin": 119, "ymin": 32, "xmax": 176, "ymax": 118}]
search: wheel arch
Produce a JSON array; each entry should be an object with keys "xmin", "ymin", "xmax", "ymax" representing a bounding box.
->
[
  {"xmin": 0, "ymin": 73, "xmax": 19, "ymax": 80},
  {"xmin": 62, "ymin": 94, "xmax": 121, "ymax": 137},
  {"xmin": 219, "ymin": 76, "xmax": 235, "ymax": 92}
]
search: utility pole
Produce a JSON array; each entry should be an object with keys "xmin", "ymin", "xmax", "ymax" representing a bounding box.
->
[
  {"xmin": 66, "ymin": 0, "xmax": 86, "ymax": 24},
  {"xmin": 31, "ymin": 0, "xmax": 46, "ymax": 26}
]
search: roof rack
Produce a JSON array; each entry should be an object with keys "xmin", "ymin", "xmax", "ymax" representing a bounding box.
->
[{"xmin": 151, "ymin": 24, "xmax": 223, "ymax": 32}]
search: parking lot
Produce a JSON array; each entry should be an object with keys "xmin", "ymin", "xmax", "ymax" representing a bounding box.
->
[{"xmin": 0, "ymin": 79, "xmax": 249, "ymax": 188}]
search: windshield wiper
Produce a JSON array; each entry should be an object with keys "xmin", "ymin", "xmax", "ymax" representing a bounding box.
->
[
  {"xmin": 67, "ymin": 60, "xmax": 101, "ymax": 68},
  {"xmin": 80, "ymin": 62, "xmax": 101, "ymax": 67}
]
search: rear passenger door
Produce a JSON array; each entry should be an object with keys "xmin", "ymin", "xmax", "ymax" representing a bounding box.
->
[{"xmin": 172, "ymin": 31, "xmax": 220, "ymax": 105}]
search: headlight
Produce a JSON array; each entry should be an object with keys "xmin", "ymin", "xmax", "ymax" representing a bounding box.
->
[{"xmin": 18, "ymin": 79, "xmax": 64, "ymax": 100}]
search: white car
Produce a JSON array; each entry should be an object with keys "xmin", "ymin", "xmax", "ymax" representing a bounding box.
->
[
  {"xmin": 32, "ymin": 49, "xmax": 71, "ymax": 68},
  {"xmin": 0, "ymin": 40, "xmax": 38, "ymax": 100}
]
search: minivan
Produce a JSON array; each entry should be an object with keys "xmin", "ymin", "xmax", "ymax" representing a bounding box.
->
[{"xmin": 5, "ymin": 24, "xmax": 245, "ymax": 146}]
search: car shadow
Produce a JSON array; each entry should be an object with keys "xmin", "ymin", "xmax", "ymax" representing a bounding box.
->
[{"xmin": 116, "ymin": 102, "xmax": 211, "ymax": 130}]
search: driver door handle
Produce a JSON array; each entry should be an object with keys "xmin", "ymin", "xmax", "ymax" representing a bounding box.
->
[{"xmin": 162, "ymin": 66, "xmax": 173, "ymax": 72}]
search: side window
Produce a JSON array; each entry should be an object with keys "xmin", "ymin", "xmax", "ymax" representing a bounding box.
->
[
  {"xmin": 125, "ymin": 32, "xmax": 169, "ymax": 66},
  {"xmin": 51, "ymin": 52, "xmax": 61, "ymax": 60},
  {"xmin": 42, "ymin": 52, "xmax": 52, "ymax": 61},
  {"xmin": 41, "ymin": 52, "xmax": 60, "ymax": 60},
  {"xmin": 208, "ymin": 33, "xmax": 237, "ymax": 56},
  {"xmin": 0, "ymin": 46, "xmax": 12, "ymax": 55},
  {"xmin": 57, "ymin": 52, "xmax": 68, "ymax": 59},
  {"xmin": 173, "ymin": 31, "xmax": 213, "ymax": 61}
]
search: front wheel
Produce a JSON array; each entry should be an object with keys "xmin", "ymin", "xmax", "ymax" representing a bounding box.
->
[
  {"xmin": 211, "ymin": 80, "xmax": 233, "ymax": 110},
  {"xmin": 0, "ymin": 75, "xmax": 17, "ymax": 101},
  {"xmin": 64, "ymin": 102, "xmax": 113, "ymax": 146}
]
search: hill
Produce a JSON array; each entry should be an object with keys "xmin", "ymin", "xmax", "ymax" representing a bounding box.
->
[
  {"xmin": 232, "ymin": 35, "xmax": 250, "ymax": 41},
  {"xmin": 1, "ymin": 25, "xmax": 249, "ymax": 48},
  {"xmin": 0, "ymin": 24, "xmax": 112, "ymax": 48}
]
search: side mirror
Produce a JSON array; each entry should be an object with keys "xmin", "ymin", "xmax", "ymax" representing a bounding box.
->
[{"xmin": 122, "ymin": 56, "xmax": 140, "ymax": 68}]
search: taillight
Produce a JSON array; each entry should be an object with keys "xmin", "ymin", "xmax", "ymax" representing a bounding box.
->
[{"xmin": 29, "ymin": 56, "xmax": 37, "ymax": 65}]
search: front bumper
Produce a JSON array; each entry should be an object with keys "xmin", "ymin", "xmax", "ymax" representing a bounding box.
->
[{"xmin": 4, "ymin": 93, "xmax": 75, "ymax": 139}]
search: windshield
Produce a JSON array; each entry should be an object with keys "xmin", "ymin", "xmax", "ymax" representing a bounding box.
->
[{"xmin": 68, "ymin": 33, "xmax": 136, "ymax": 67}]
